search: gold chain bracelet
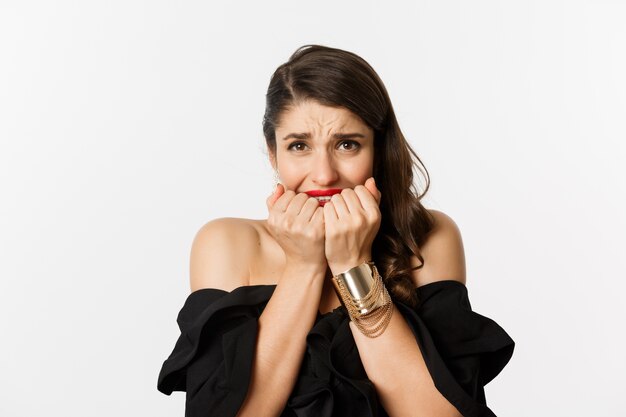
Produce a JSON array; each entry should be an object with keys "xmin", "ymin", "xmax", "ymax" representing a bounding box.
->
[{"xmin": 331, "ymin": 262, "xmax": 394, "ymax": 338}]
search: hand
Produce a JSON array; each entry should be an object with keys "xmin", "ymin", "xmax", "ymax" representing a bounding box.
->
[
  {"xmin": 323, "ymin": 177, "xmax": 382, "ymax": 275},
  {"xmin": 266, "ymin": 184, "xmax": 326, "ymax": 271}
]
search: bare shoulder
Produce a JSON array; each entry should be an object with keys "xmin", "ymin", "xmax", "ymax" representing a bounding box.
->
[
  {"xmin": 189, "ymin": 217, "xmax": 260, "ymax": 292},
  {"xmin": 410, "ymin": 209, "xmax": 467, "ymax": 288}
]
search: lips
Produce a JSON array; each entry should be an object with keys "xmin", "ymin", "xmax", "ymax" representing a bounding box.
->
[
  {"xmin": 305, "ymin": 188, "xmax": 343, "ymax": 197},
  {"xmin": 304, "ymin": 188, "xmax": 343, "ymax": 206}
]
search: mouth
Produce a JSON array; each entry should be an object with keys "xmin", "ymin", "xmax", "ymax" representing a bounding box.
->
[
  {"xmin": 304, "ymin": 188, "xmax": 343, "ymax": 205},
  {"xmin": 313, "ymin": 197, "xmax": 331, "ymax": 206}
]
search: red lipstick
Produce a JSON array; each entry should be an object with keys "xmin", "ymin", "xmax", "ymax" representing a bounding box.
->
[
  {"xmin": 305, "ymin": 188, "xmax": 343, "ymax": 197},
  {"xmin": 304, "ymin": 188, "xmax": 343, "ymax": 207}
]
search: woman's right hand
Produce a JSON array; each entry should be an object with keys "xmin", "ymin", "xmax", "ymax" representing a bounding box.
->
[{"xmin": 266, "ymin": 184, "xmax": 326, "ymax": 270}]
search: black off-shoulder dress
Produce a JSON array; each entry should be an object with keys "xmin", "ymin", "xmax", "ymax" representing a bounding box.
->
[{"xmin": 157, "ymin": 280, "xmax": 514, "ymax": 417}]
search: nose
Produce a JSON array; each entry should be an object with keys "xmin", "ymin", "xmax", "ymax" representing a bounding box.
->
[{"xmin": 311, "ymin": 151, "xmax": 339, "ymax": 186}]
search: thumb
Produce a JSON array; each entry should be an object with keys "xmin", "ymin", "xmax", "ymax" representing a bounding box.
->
[
  {"xmin": 365, "ymin": 177, "xmax": 381, "ymax": 204},
  {"xmin": 266, "ymin": 183, "xmax": 285, "ymax": 210}
]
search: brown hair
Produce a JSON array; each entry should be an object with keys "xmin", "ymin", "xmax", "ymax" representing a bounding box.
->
[{"xmin": 262, "ymin": 44, "xmax": 435, "ymax": 308}]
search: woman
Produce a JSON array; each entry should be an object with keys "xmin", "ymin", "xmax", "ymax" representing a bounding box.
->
[{"xmin": 157, "ymin": 44, "xmax": 515, "ymax": 417}]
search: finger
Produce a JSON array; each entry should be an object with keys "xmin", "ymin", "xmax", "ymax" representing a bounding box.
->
[
  {"xmin": 266, "ymin": 183, "xmax": 285, "ymax": 211},
  {"xmin": 273, "ymin": 188, "xmax": 297, "ymax": 212},
  {"xmin": 364, "ymin": 177, "xmax": 381, "ymax": 205},
  {"xmin": 323, "ymin": 199, "xmax": 338, "ymax": 222},
  {"xmin": 310, "ymin": 206, "xmax": 324, "ymax": 226},
  {"xmin": 299, "ymin": 196, "xmax": 321, "ymax": 222},
  {"xmin": 354, "ymin": 185, "xmax": 379, "ymax": 214},
  {"xmin": 330, "ymin": 193, "xmax": 350, "ymax": 218},
  {"xmin": 285, "ymin": 192, "xmax": 310, "ymax": 217},
  {"xmin": 341, "ymin": 188, "xmax": 365, "ymax": 214}
]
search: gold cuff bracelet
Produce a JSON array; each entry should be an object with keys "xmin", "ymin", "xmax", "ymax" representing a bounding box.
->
[{"xmin": 331, "ymin": 261, "xmax": 394, "ymax": 338}]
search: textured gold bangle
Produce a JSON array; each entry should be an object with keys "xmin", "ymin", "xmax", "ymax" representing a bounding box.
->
[{"xmin": 331, "ymin": 262, "xmax": 394, "ymax": 338}]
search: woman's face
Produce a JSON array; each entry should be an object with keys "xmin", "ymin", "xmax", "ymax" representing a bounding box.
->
[{"xmin": 271, "ymin": 100, "xmax": 375, "ymax": 197}]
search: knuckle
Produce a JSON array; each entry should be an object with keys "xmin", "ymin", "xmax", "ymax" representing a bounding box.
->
[
  {"xmin": 290, "ymin": 194, "xmax": 304, "ymax": 206},
  {"xmin": 283, "ymin": 217, "xmax": 294, "ymax": 229}
]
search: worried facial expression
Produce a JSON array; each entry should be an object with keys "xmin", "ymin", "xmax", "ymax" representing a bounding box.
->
[{"xmin": 271, "ymin": 100, "xmax": 375, "ymax": 205}]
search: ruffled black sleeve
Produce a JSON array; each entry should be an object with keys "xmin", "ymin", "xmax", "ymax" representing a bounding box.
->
[
  {"xmin": 157, "ymin": 280, "xmax": 514, "ymax": 417},
  {"xmin": 395, "ymin": 280, "xmax": 515, "ymax": 417},
  {"xmin": 156, "ymin": 285, "xmax": 276, "ymax": 417}
]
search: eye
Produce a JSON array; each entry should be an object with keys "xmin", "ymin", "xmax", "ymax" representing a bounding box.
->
[
  {"xmin": 339, "ymin": 140, "xmax": 360, "ymax": 151},
  {"xmin": 287, "ymin": 142, "xmax": 308, "ymax": 152}
]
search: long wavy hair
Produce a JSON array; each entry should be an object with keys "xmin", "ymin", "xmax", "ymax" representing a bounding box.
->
[{"xmin": 262, "ymin": 45, "xmax": 435, "ymax": 308}]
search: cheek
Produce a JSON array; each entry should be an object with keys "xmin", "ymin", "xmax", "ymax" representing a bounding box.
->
[
  {"xmin": 277, "ymin": 161, "xmax": 306, "ymax": 188},
  {"xmin": 354, "ymin": 170, "xmax": 373, "ymax": 184},
  {"xmin": 346, "ymin": 154, "xmax": 374, "ymax": 182}
]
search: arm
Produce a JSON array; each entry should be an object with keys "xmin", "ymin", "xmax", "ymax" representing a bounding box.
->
[
  {"xmin": 323, "ymin": 181, "xmax": 468, "ymax": 416},
  {"xmin": 190, "ymin": 217, "xmax": 326, "ymax": 417},
  {"xmin": 348, "ymin": 210, "xmax": 466, "ymax": 417},
  {"xmin": 236, "ymin": 262, "xmax": 325, "ymax": 417}
]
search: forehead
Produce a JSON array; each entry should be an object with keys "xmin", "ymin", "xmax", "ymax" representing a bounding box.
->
[{"xmin": 277, "ymin": 100, "xmax": 371, "ymax": 133}]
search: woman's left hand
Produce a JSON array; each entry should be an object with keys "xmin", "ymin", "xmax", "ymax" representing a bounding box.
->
[{"xmin": 323, "ymin": 177, "xmax": 382, "ymax": 275}]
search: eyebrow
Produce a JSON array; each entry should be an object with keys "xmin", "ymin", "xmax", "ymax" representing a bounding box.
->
[{"xmin": 282, "ymin": 132, "xmax": 366, "ymax": 141}]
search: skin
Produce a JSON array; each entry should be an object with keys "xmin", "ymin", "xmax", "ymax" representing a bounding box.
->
[
  {"xmin": 228, "ymin": 99, "xmax": 465, "ymax": 416},
  {"xmin": 267, "ymin": 99, "xmax": 382, "ymax": 278}
]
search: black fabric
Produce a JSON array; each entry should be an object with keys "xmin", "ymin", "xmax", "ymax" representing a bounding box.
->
[{"xmin": 157, "ymin": 280, "xmax": 514, "ymax": 417}]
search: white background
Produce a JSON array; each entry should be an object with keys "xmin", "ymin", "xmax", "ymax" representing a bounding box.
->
[{"xmin": 1, "ymin": 1, "xmax": 624, "ymax": 416}]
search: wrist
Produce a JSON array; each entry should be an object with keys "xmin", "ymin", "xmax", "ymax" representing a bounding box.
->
[
  {"xmin": 283, "ymin": 259, "xmax": 327, "ymax": 279},
  {"xmin": 331, "ymin": 261, "xmax": 394, "ymax": 338},
  {"xmin": 328, "ymin": 253, "xmax": 372, "ymax": 276}
]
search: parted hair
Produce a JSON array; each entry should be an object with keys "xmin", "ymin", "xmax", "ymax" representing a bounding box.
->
[{"xmin": 262, "ymin": 44, "xmax": 435, "ymax": 308}]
